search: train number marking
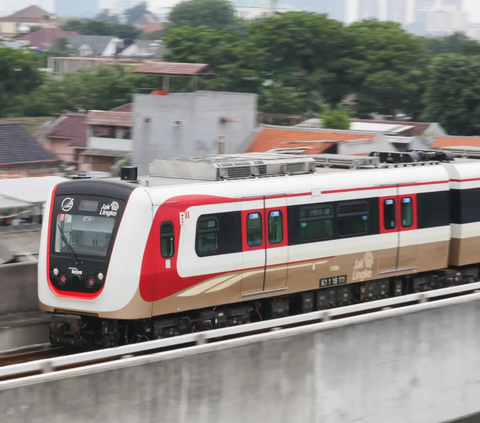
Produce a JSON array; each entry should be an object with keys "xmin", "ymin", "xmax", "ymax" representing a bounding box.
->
[
  {"xmin": 59, "ymin": 214, "xmax": 65, "ymax": 221},
  {"xmin": 320, "ymin": 275, "xmax": 347, "ymax": 287}
]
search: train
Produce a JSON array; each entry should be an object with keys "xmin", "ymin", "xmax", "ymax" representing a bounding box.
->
[{"xmin": 38, "ymin": 149, "xmax": 480, "ymax": 347}]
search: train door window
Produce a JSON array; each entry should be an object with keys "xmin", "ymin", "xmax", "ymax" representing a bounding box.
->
[
  {"xmin": 337, "ymin": 202, "xmax": 369, "ymax": 236},
  {"xmin": 160, "ymin": 222, "xmax": 174, "ymax": 258},
  {"xmin": 383, "ymin": 199, "xmax": 396, "ymax": 230},
  {"xmin": 300, "ymin": 205, "xmax": 333, "ymax": 241},
  {"xmin": 401, "ymin": 197, "xmax": 413, "ymax": 228},
  {"xmin": 247, "ymin": 212, "xmax": 263, "ymax": 247},
  {"xmin": 268, "ymin": 210, "xmax": 283, "ymax": 244},
  {"xmin": 196, "ymin": 217, "xmax": 219, "ymax": 255}
]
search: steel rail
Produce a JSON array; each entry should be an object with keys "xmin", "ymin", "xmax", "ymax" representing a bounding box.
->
[{"xmin": 1, "ymin": 281, "xmax": 479, "ymax": 380}]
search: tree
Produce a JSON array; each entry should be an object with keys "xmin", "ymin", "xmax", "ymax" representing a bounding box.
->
[
  {"xmin": 422, "ymin": 54, "xmax": 480, "ymax": 135},
  {"xmin": 168, "ymin": 0, "xmax": 236, "ymax": 31},
  {"xmin": 321, "ymin": 106, "xmax": 350, "ymax": 130},
  {"xmin": 124, "ymin": 2, "xmax": 149, "ymax": 25},
  {"xmin": 424, "ymin": 32, "xmax": 480, "ymax": 56},
  {"xmin": 342, "ymin": 20, "xmax": 427, "ymax": 117},
  {"xmin": 95, "ymin": 9, "xmax": 120, "ymax": 24},
  {"xmin": 258, "ymin": 83, "xmax": 305, "ymax": 115}
]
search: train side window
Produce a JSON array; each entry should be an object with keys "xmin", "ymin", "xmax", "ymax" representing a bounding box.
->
[
  {"xmin": 338, "ymin": 201, "xmax": 369, "ymax": 236},
  {"xmin": 300, "ymin": 205, "xmax": 332, "ymax": 241},
  {"xmin": 160, "ymin": 222, "xmax": 174, "ymax": 258},
  {"xmin": 268, "ymin": 210, "xmax": 283, "ymax": 244},
  {"xmin": 247, "ymin": 212, "xmax": 263, "ymax": 247},
  {"xmin": 196, "ymin": 217, "xmax": 219, "ymax": 255},
  {"xmin": 402, "ymin": 197, "xmax": 413, "ymax": 227},
  {"xmin": 383, "ymin": 199, "xmax": 396, "ymax": 230}
]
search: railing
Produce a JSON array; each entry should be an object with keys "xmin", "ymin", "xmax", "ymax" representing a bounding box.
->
[{"xmin": 1, "ymin": 281, "xmax": 480, "ymax": 381}]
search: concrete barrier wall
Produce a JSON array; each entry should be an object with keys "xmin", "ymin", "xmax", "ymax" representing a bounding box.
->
[
  {"xmin": 0, "ymin": 263, "xmax": 38, "ymax": 314},
  {"xmin": 1, "ymin": 296, "xmax": 480, "ymax": 423}
]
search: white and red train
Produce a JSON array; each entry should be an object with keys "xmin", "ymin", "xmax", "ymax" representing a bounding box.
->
[{"xmin": 38, "ymin": 150, "xmax": 480, "ymax": 347}]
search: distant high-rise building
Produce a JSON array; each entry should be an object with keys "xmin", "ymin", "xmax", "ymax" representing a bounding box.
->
[
  {"xmin": 55, "ymin": 0, "xmax": 99, "ymax": 18},
  {"xmin": 442, "ymin": 0, "xmax": 462, "ymax": 10},
  {"xmin": 387, "ymin": 0, "xmax": 407, "ymax": 24},
  {"xmin": 307, "ymin": 0, "xmax": 347, "ymax": 21},
  {"xmin": 358, "ymin": 0, "xmax": 380, "ymax": 20}
]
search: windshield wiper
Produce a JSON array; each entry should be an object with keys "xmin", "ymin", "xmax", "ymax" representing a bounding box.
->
[{"xmin": 57, "ymin": 224, "xmax": 83, "ymax": 265}]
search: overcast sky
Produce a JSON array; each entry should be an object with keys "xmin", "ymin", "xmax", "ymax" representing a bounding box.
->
[{"xmin": 2, "ymin": 0, "xmax": 480, "ymax": 22}]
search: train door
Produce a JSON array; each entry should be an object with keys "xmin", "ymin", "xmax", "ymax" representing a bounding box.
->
[
  {"xmin": 264, "ymin": 195, "xmax": 288, "ymax": 291},
  {"xmin": 379, "ymin": 189, "xmax": 417, "ymax": 273},
  {"xmin": 396, "ymin": 191, "xmax": 417, "ymax": 271},
  {"xmin": 240, "ymin": 197, "xmax": 267, "ymax": 295}
]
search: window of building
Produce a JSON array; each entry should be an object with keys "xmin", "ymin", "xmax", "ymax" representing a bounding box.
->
[
  {"xmin": 338, "ymin": 201, "xmax": 369, "ymax": 236},
  {"xmin": 383, "ymin": 198, "xmax": 396, "ymax": 230},
  {"xmin": 401, "ymin": 197, "xmax": 413, "ymax": 227},
  {"xmin": 300, "ymin": 205, "xmax": 333, "ymax": 241},
  {"xmin": 268, "ymin": 210, "xmax": 283, "ymax": 244},
  {"xmin": 160, "ymin": 222, "xmax": 174, "ymax": 258},
  {"xmin": 247, "ymin": 212, "xmax": 263, "ymax": 247},
  {"xmin": 196, "ymin": 217, "xmax": 219, "ymax": 255}
]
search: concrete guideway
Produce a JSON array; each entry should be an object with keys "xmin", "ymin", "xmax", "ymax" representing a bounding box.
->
[
  {"xmin": 1, "ymin": 290, "xmax": 480, "ymax": 422},
  {"xmin": 0, "ymin": 262, "xmax": 38, "ymax": 315}
]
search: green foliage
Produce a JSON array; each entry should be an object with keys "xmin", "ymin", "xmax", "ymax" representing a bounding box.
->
[
  {"xmin": 123, "ymin": 2, "xmax": 149, "ymax": 25},
  {"xmin": 424, "ymin": 32, "xmax": 480, "ymax": 56},
  {"xmin": 140, "ymin": 30, "xmax": 165, "ymax": 40},
  {"xmin": 95, "ymin": 9, "xmax": 120, "ymax": 24},
  {"xmin": 258, "ymin": 84, "xmax": 305, "ymax": 115},
  {"xmin": 321, "ymin": 106, "xmax": 350, "ymax": 130},
  {"xmin": 422, "ymin": 54, "xmax": 480, "ymax": 135},
  {"xmin": 168, "ymin": 0, "xmax": 236, "ymax": 31}
]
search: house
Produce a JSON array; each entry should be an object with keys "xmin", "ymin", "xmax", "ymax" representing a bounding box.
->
[
  {"xmin": 65, "ymin": 34, "xmax": 122, "ymax": 57},
  {"xmin": 119, "ymin": 39, "xmax": 163, "ymax": 58},
  {"xmin": 231, "ymin": 0, "xmax": 295, "ymax": 19},
  {"xmin": 245, "ymin": 125, "xmax": 393, "ymax": 156},
  {"xmin": 0, "ymin": 123, "xmax": 60, "ymax": 174},
  {"xmin": 16, "ymin": 27, "xmax": 77, "ymax": 50},
  {"xmin": 0, "ymin": 6, "xmax": 60, "ymax": 37},
  {"xmin": 142, "ymin": 23, "xmax": 165, "ymax": 33},
  {"xmin": 133, "ymin": 13, "xmax": 158, "ymax": 30},
  {"xmin": 431, "ymin": 136, "xmax": 480, "ymax": 149},
  {"xmin": 45, "ymin": 105, "xmax": 133, "ymax": 172},
  {"xmin": 44, "ymin": 114, "xmax": 87, "ymax": 170}
]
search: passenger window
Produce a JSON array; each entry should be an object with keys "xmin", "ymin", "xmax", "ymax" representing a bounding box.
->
[
  {"xmin": 196, "ymin": 217, "xmax": 219, "ymax": 255},
  {"xmin": 338, "ymin": 201, "xmax": 369, "ymax": 236},
  {"xmin": 247, "ymin": 212, "xmax": 263, "ymax": 247},
  {"xmin": 300, "ymin": 205, "xmax": 332, "ymax": 241},
  {"xmin": 383, "ymin": 199, "xmax": 396, "ymax": 230},
  {"xmin": 160, "ymin": 222, "xmax": 174, "ymax": 258},
  {"xmin": 402, "ymin": 197, "xmax": 413, "ymax": 227},
  {"xmin": 268, "ymin": 210, "xmax": 283, "ymax": 244}
]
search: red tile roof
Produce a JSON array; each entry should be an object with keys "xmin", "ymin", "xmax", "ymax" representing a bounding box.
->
[
  {"xmin": 143, "ymin": 23, "xmax": 165, "ymax": 33},
  {"xmin": 0, "ymin": 6, "xmax": 55, "ymax": 23},
  {"xmin": 247, "ymin": 127, "xmax": 377, "ymax": 155},
  {"xmin": 351, "ymin": 119, "xmax": 432, "ymax": 137},
  {"xmin": 47, "ymin": 114, "xmax": 87, "ymax": 148},
  {"xmin": 431, "ymin": 136, "xmax": 480, "ymax": 149},
  {"xmin": 110, "ymin": 103, "xmax": 132, "ymax": 112},
  {"xmin": 133, "ymin": 62, "xmax": 210, "ymax": 76},
  {"xmin": 16, "ymin": 28, "xmax": 77, "ymax": 49},
  {"xmin": 86, "ymin": 111, "xmax": 132, "ymax": 127}
]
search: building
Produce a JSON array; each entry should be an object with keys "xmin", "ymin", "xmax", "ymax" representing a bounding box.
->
[
  {"xmin": 133, "ymin": 13, "xmax": 157, "ymax": 30},
  {"xmin": 0, "ymin": 6, "xmax": 60, "ymax": 38},
  {"xmin": 358, "ymin": 0, "xmax": 380, "ymax": 20},
  {"xmin": 387, "ymin": 0, "xmax": 407, "ymax": 24},
  {"xmin": 64, "ymin": 34, "xmax": 122, "ymax": 57},
  {"xmin": 0, "ymin": 123, "xmax": 60, "ymax": 175},
  {"xmin": 119, "ymin": 39, "xmax": 164, "ymax": 58},
  {"xmin": 55, "ymin": 0, "xmax": 99, "ymax": 18},
  {"xmin": 16, "ymin": 27, "xmax": 76, "ymax": 50},
  {"xmin": 231, "ymin": 0, "xmax": 294, "ymax": 20},
  {"xmin": 426, "ymin": 6, "xmax": 466, "ymax": 35}
]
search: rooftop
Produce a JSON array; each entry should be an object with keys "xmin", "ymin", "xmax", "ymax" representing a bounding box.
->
[
  {"xmin": 431, "ymin": 136, "xmax": 480, "ymax": 149},
  {"xmin": 16, "ymin": 27, "xmax": 77, "ymax": 49},
  {"xmin": 133, "ymin": 62, "xmax": 210, "ymax": 76},
  {"xmin": 86, "ymin": 111, "xmax": 132, "ymax": 127},
  {"xmin": 0, "ymin": 124, "xmax": 59, "ymax": 166},
  {"xmin": 47, "ymin": 114, "xmax": 87, "ymax": 148},
  {"xmin": 246, "ymin": 126, "xmax": 378, "ymax": 155},
  {"xmin": 0, "ymin": 5, "xmax": 56, "ymax": 23},
  {"xmin": 0, "ymin": 176, "xmax": 67, "ymax": 204},
  {"xmin": 351, "ymin": 119, "xmax": 433, "ymax": 137}
]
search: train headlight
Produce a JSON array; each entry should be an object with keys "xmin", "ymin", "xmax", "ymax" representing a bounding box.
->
[
  {"xmin": 86, "ymin": 277, "xmax": 95, "ymax": 289},
  {"xmin": 52, "ymin": 267, "xmax": 59, "ymax": 276},
  {"xmin": 96, "ymin": 271, "xmax": 104, "ymax": 283}
]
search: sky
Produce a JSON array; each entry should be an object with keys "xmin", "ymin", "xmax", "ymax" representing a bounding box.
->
[{"xmin": 1, "ymin": 0, "xmax": 480, "ymax": 21}]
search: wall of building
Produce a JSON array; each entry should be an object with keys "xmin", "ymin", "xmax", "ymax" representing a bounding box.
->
[
  {"xmin": 132, "ymin": 91, "xmax": 258, "ymax": 175},
  {"xmin": 2, "ymin": 295, "xmax": 480, "ymax": 423}
]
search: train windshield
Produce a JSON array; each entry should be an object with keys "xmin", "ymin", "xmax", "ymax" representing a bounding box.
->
[{"xmin": 55, "ymin": 213, "xmax": 116, "ymax": 257}]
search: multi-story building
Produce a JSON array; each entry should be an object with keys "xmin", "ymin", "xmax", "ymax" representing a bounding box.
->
[
  {"xmin": 55, "ymin": 0, "xmax": 99, "ymax": 18},
  {"xmin": 426, "ymin": 5, "xmax": 466, "ymax": 34},
  {"xmin": 387, "ymin": 0, "xmax": 407, "ymax": 24},
  {"xmin": 358, "ymin": 0, "xmax": 380, "ymax": 20},
  {"xmin": 442, "ymin": 0, "xmax": 463, "ymax": 10}
]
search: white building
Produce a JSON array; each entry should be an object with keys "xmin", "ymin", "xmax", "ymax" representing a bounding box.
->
[
  {"xmin": 426, "ymin": 5, "xmax": 466, "ymax": 34},
  {"xmin": 231, "ymin": 0, "xmax": 294, "ymax": 20}
]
